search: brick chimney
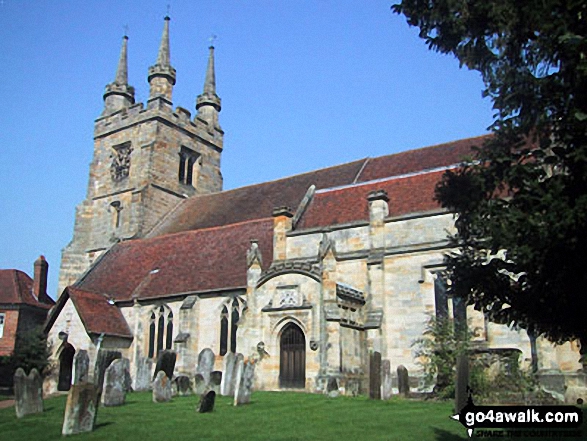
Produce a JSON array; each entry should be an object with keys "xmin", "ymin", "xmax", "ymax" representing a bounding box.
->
[{"xmin": 33, "ymin": 255, "xmax": 49, "ymax": 302}]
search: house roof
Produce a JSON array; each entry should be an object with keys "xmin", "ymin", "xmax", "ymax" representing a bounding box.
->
[
  {"xmin": 0, "ymin": 269, "xmax": 54, "ymax": 309},
  {"xmin": 77, "ymin": 218, "xmax": 274, "ymax": 301},
  {"xmin": 147, "ymin": 135, "xmax": 486, "ymax": 237}
]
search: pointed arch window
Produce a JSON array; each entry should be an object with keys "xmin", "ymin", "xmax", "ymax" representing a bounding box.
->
[
  {"xmin": 219, "ymin": 298, "xmax": 241, "ymax": 356},
  {"xmin": 178, "ymin": 146, "xmax": 200, "ymax": 186},
  {"xmin": 147, "ymin": 304, "xmax": 174, "ymax": 358}
]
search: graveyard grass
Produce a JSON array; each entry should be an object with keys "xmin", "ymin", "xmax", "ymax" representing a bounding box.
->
[{"xmin": 1, "ymin": 392, "xmax": 585, "ymax": 440}]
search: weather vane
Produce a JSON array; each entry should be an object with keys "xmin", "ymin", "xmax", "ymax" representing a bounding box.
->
[
  {"xmin": 209, "ymin": 34, "xmax": 217, "ymax": 47},
  {"xmin": 123, "ymin": 24, "xmax": 129, "ymax": 37}
]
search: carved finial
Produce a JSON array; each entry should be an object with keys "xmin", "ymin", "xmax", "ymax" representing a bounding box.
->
[{"xmin": 319, "ymin": 232, "xmax": 334, "ymax": 259}]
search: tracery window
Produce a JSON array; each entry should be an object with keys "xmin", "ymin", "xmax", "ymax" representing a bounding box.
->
[
  {"xmin": 148, "ymin": 305, "xmax": 174, "ymax": 358},
  {"xmin": 219, "ymin": 298, "xmax": 240, "ymax": 356}
]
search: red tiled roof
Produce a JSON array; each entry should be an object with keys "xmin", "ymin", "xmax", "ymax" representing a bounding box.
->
[
  {"xmin": 78, "ymin": 218, "xmax": 274, "ymax": 300},
  {"xmin": 147, "ymin": 136, "xmax": 484, "ymax": 237},
  {"xmin": 67, "ymin": 287, "xmax": 132, "ymax": 339},
  {"xmin": 0, "ymin": 269, "xmax": 54, "ymax": 309},
  {"xmin": 356, "ymin": 135, "xmax": 486, "ymax": 182},
  {"xmin": 296, "ymin": 170, "xmax": 447, "ymax": 230},
  {"xmin": 147, "ymin": 160, "xmax": 366, "ymax": 237}
]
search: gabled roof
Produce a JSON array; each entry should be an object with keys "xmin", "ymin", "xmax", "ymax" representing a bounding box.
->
[
  {"xmin": 45, "ymin": 286, "xmax": 132, "ymax": 339},
  {"xmin": 0, "ymin": 269, "xmax": 54, "ymax": 309},
  {"xmin": 77, "ymin": 218, "xmax": 274, "ymax": 301},
  {"xmin": 147, "ymin": 135, "xmax": 486, "ymax": 237}
]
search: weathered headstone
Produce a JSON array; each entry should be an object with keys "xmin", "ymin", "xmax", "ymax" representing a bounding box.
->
[
  {"xmin": 369, "ymin": 351, "xmax": 382, "ymax": 400},
  {"xmin": 62, "ymin": 383, "xmax": 100, "ymax": 436},
  {"xmin": 381, "ymin": 359, "xmax": 392, "ymax": 400},
  {"xmin": 220, "ymin": 352, "xmax": 236, "ymax": 396},
  {"xmin": 72, "ymin": 350, "xmax": 90, "ymax": 385},
  {"xmin": 455, "ymin": 354, "xmax": 469, "ymax": 413},
  {"xmin": 152, "ymin": 370, "xmax": 173, "ymax": 403},
  {"xmin": 197, "ymin": 390, "xmax": 216, "ymax": 413},
  {"xmin": 102, "ymin": 358, "xmax": 128, "ymax": 406},
  {"xmin": 14, "ymin": 368, "xmax": 43, "ymax": 418},
  {"xmin": 134, "ymin": 357, "xmax": 153, "ymax": 391},
  {"xmin": 234, "ymin": 359, "xmax": 255, "ymax": 405},
  {"xmin": 174, "ymin": 375, "xmax": 192, "ymax": 396},
  {"xmin": 94, "ymin": 350, "xmax": 121, "ymax": 392},
  {"xmin": 194, "ymin": 374, "xmax": 206, "ymax": 395},
  {"xmin": 209, "ymin": 371, "xmax": 222, "ymax": 394},
  {"xmin": 326, "ymin": 376, "xmax": 339, "ymax": 398},
  {"xmin": 153, "ymin": 350, "xmax": 176, "ymax": 381},
  {"xmin": 397, "ymin": 365, "xmax": 410, "ymax": 397},
  {"xmin": 196, "ymin": 348, "xmax": 215, "ymax": 386}
]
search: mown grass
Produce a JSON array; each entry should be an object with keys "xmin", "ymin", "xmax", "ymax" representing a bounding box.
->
[{"xmin": 0, "ymin": 392, "xmax": 584, "ymax": 440}]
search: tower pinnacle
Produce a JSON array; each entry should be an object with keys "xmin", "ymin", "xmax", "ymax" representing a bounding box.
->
[
  {"xmin": 148, "ymin": 16, "xmax": 176, "ymax": 101},
  {"xmin": 196, "ymin": 45, "xmax": 221, "ymax": 128},
  {"xmin": 103, "ymin": 35, "xmax": 135, "ymax": 114}
]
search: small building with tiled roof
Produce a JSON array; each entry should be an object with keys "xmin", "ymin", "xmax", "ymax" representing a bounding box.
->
[
  {"xmin": 44, "ymin": 18, "xmax": 583, "ymax": 399},
  {"xmin": 0, "ymin": 256, "xmax": 55, "ymax": 357}
]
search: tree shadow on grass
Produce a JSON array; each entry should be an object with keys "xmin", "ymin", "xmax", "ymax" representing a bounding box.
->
[
  {"xmin": 432, "ymin": 427, "xmax": 467, "ymax": 440},
  {"xmin": 95, "ymin": 421, "xmax": 114, "ymax": 429}
]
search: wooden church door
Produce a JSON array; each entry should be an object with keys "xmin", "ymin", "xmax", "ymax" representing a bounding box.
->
[{"xmin": 279, "ymin": 323, "xmax": 306, "ymax": 388}]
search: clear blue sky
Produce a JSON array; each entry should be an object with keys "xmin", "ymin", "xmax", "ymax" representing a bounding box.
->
[{"xmin": 0, "ymin": 1, "xmax": 494, "ymax": 299}]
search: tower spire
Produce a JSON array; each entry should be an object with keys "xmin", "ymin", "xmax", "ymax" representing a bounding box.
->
[
  {"xmin": 103, "ymin": 35, "xmax": 135, "ymax": 114},
  {"xmin": 196, "ymin": 44, "xmax": 221, "ymax": 128},
  {"xmin": 148, "ymin": 16, "xmax": 176, "ymax": 101}
]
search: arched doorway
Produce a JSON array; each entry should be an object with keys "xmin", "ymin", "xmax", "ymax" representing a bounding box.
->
[
  {"xmin": 279, "ymin": 323, "xmax": 306, "ymax": 388},
  {"xmin": 58, "ymin": 343, "xmax": 75, "ymax": 391}
]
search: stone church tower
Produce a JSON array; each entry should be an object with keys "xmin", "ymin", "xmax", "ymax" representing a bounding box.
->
[{"xmin": 58, "ymin": 17, "xmax": 223, "ymax": 295}]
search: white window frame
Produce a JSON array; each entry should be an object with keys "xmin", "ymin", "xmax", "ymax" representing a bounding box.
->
[{"xmin": 0, "ymin": 313, "xmax": 5, "ymax": 338}]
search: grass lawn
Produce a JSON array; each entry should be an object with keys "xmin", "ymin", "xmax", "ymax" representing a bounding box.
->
[{"xmin": 0, "ymin": 392, "xmax": 584, "ymax": 440}]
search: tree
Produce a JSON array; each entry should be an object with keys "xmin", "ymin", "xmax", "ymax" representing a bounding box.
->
[{"xmin": 392, "ymin": 1, "xmax": 587, "ymax": 358}]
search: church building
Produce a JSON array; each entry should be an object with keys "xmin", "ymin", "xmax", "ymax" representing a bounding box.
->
[{"xmin": 44, "ymin": 17, "xmax": 584, "ymax": 398}]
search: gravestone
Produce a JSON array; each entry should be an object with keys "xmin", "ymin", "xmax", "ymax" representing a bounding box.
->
[
  {"xmin": 134, "ymin": 357, "xmax": 153, "ymax": 391},
  {"xmin": 94, "ymin": 350, "xmax": 121, "ymax": 392},
  {"xmin": 194, "ymin": 374, "xmax": 206, "ymax": 395},
  {"xmin": 62, "ymin": 382, "xmax": 100, "ymax": 436},
  {"xmin": 381, "ymin": 359, "xmax": 392, "ymax": 400},
  {"xmin": 102, "ymin": 358, "xmax": 128, "ymax": 406},
  {"xmin": 209, "ymin": 371, "xmax": 222, "ymax": 394},
  {"xmin": 234, "ymin": 359, "xmax": 255, "ymax": 405},
  {"xmin": 152, "ymin": 370, "xmax": 173, "ymax": 403},
  {"xmin": 72, "ymin": 350, "xmax": 90, "ymax": 385},
  {"xmin": 326, "ymin": 377, "xmax": 339, "ymax": 398},
  {"xmin": 197, "ymin": 390, "xmax": 216, "ymax": 413},
  {"xmin": 369, "ymin": 351, "xmax": 382, "ymax": 400},
  {"xmin": 196, "ymin": 348, "xmax": 215, "ymax": 386},
  {"xmin": 397, "ymin": 365, "xmax": 410, "ymax": 397},
  {"xmin": 153, "ymin": 350, "xmax": 176, "ymax": 380},
  {"xmin": 14, "ymin": 368, "xmax": 43, "ymax": 418},
  {"xmin": 455, "ymin": 354, "xmax": 469, "ymax": 413},
  {"xmin": 174, "ymin": 375, "xmax": 192, "ymax": 396},
  {"xmin": 220, "ymin": 352, "xmax": 236, "ymax": 396}
]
